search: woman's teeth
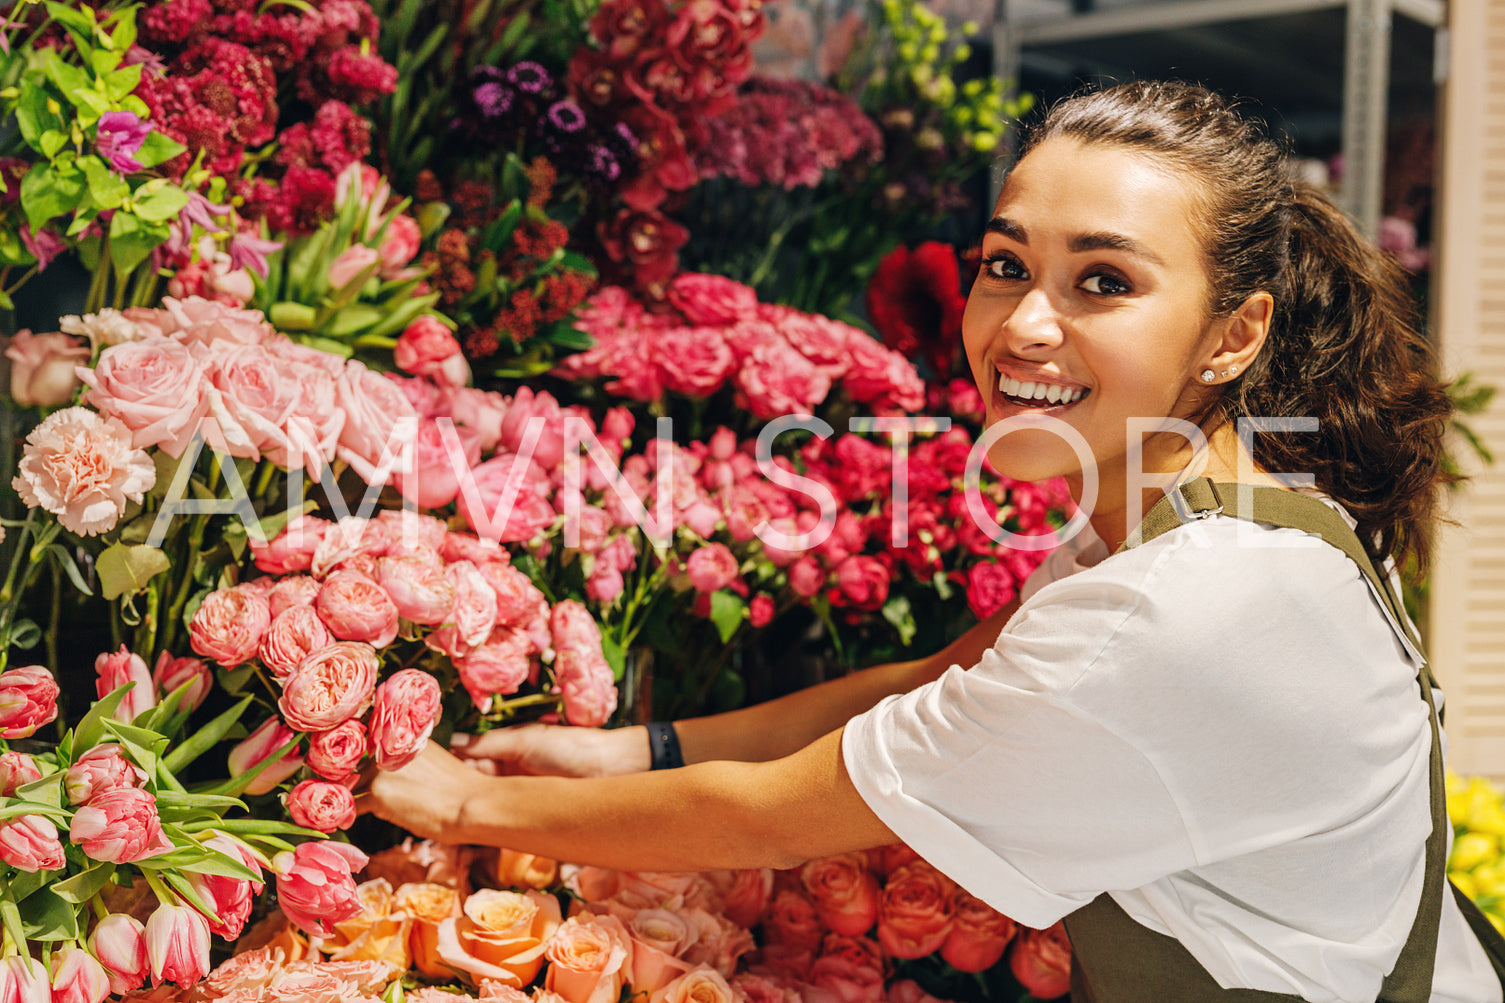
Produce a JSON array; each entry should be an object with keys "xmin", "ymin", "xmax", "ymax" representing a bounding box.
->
[{"xmin": 997, "ymin": 374, "xmax": 1085, "ymax": 406}]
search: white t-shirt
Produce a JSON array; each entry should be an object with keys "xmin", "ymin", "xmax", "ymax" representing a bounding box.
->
[{"xmin": 843, "ymin": 514, "xmax": 1502, "ymax": 1003}]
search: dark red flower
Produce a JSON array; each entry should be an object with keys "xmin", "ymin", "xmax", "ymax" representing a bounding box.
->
[
  {"xmin": 597, "ymin": 208, "xmax": 689, "ymax": 300},
  {"xmin": 866, "ymin": 242, "xmax": 967, "ymax": 378}
]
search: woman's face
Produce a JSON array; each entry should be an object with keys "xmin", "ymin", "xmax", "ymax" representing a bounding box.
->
[{"xmin": 963, "ymin": 137, "xmax": 1222, "ymax": 494}]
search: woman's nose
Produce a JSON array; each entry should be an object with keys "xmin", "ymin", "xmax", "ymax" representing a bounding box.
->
[{"xmin": 1002, "ymin": 286, "xmax": 1065, "ymax": 352}]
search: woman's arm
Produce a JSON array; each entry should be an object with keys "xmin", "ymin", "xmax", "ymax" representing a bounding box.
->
[
  {"xmin": 451, "ymin": 601, "xmax": 1018, "ymax": 775},
  {"xmin": 366, "ymin": 728, "xmax": 897, "ymax": 871}
]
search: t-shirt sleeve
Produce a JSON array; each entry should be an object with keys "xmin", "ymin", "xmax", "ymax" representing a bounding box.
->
[{"xmin": 842, "ymin": 566, "xmax": 1199, "ymax": 929}]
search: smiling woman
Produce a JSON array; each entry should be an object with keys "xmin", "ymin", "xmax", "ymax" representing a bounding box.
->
[{"xmin": 367, "ymin": 81, "xmax": 1504, "ymax": 1002}]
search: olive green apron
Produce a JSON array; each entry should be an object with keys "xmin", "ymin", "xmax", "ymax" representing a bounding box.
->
[{"xmin": 1060, "ymin": 478, "xmax": 1505, "ymax": 1002}]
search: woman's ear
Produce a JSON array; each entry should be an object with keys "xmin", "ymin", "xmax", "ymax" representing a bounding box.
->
[{"xmin": 1206, "ymin": 291, "xmax": 1273, "ymax": 380}]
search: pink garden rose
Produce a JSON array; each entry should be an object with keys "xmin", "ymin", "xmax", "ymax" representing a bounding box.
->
[
  {"xmin": 152, "ymin": 296, "xmax": 274, "ymax": 348},
  {"xmin": 307, "ymin": 718, "xmax": 369, "ymax": 781},
  {"xmin": 395, "ymin": 315, "xmax": 468, "ymax": 387},
  {"xmin": 286, "ymin": 779, "xmax": 358, "ymax": 832},
  {"xmin": 200, "ymin": 345, "xmax": 301, "ymax": 460},
  {"xmin": 457, "ymin": 452, "xmax": 557, "ymax": 544},
  {"xmin": 666, "ymin": 273, "xmax": 759, "ymax": 326},
  {"xmin": 144, "ymin": 903, "xmax": 211, "ymax": 988},
  {"xmin": 95, "ymin": 645, "xmax": 156, "ymax": 722},
  {"xmin": 336, "ymin": 361, "xmax": 418, "ymax": 485},
  {"xmin": 377, "ymin": 555, "xmax": 455, "ymax": 625},
  {"xmin": 655, "ymin": 326, "xmax": 736, "ymax": 397},
  {"xmin": 5, "ymin": 328, "xmax": 90, "ymax": 406},
  {"xmin": 833, "ymin": 556, "xmax": 889, "ymax": 612},
  {"xmin": 0, "ymin": 751, "xmax": 41, "ymax": 795},
  {"xmin": 0, "ymin": 814, "xmax": 65, "ymax": 871},
  {"xmin": 370, "ymin": 668, "xmax": 442, "ymax": 770},
  {"xmin": 88, "ymin": 914, "xmax": 149, "ymax": 996},
  {"xmin": 273, "ymin": 841, "xmax": 370, "ymax": 938},
  {"xmin": 806, "ymin": 935, "xmax": 885, "ymax": 1003},
  {"xmin": 394, "ymin": 416, "xmax": 483, "ymax": 510},
  {"xmin": 874, "ymin": 862, "xmax": 955, "ymax": 960},
  {"xmin": 267, "ymin": 574, "xmax": 324, "ymax": 618},
  {"xmin": 685, "ymin": 544, "xmax": 739, "ymax": 594},
  {"xmin": 316, "ymin": 571, "xmax": 400, "ymax": 647},
  {"xmin": 554, "ymin": 646, "xmax": 616, "ymax": 727},
  {"xmin": 279, "ymin": 642, "xmax": 379, "ymax": 732},
  {"xmin": 13, "ymin": 407, "xmax": 155, "ymax": 536},
  {"xmin": 260, "ymin": 605, "xmax": 335, "ymax": 683},
  {"xmin": 455, "ymin": 627, "xmax": 532, "ymax": 713},
  {"xmin": 251, "ymin": 515, "xmax": 330, "ymax": 575},
  {"xmin": 0, "ymin": 665, "xmax": 60, "ymax": 739},
  {"xmin": 65, "ymin": 743, "xmax": 147, "ymax": 805},
  {"xmin": 69, "ymin": 787, "xmax": 173, "ymax": 863},
  {"xmin": 228, "ymin": 717, "xmax": 304, "ymax": 795},
  {"xmin": 189, "ymin": 585, "xmax": 272, "ymax": 668},
  {"xmin": 77, "ymin": 336, "xmax": 208, "ymax": 456},
  {"xmin": 762, "ymin": 890, "xmax": 823, "ymax": 953},
  {"xmin": 480, "ymin": 561, "xmax": 548, "ymax": 629},
  {"xmin": 427, "ymin": 561, "xmax": 498, "ymax": 660},
  {"xmin": 152, "ymin": 651, "xmax": 211, "ymax": 713}
]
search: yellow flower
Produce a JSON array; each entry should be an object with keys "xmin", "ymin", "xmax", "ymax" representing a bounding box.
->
[{"xmin": 1450, "ymin": 831, "xmax": 1498, "ymax": 873}]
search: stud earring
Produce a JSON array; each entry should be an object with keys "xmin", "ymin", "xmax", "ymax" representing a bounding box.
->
[
  {"xmin": 1229, "ymin": 364, "xmax": 1238, "ymax": 375},
  {"xmin": 1200, "ymin": 369, "xmax": 1216, "ymax": 383}
]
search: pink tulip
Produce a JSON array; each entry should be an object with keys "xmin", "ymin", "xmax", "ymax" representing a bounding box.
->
[
  {"xmin": 227, "ymin": 717, "xmax": 304, "ymax": 795},
  {"xmin": 185, "ymin": 833, "xmax": 263, "ymax": 940},
  {"xmin": 0, "ymin": 814, "xmax": 65, "ymax": 871},
  {"xmin": 94, "ymin": 645, "xmax": 157, "ymax": 722},
  {"xmin": 0, "ymin": 954, "xmax": 49, "ymax": 1003},
  {"xmin": 65, "ymin": 743, "xmax": 148, "ymax": 805},
  {"xmin": 144, "ymin": 903, "xmax": 210, "ymax": 988},
  {"xmin": 327, "ymin": 244, "xmax": 380, "ymax": 290},
  {"xmin": 272, "ymin": 840, "xmax": 368, "ymax": 938},
  {"xmin": 0, "ymin": 664, "xmax": 60, "ymax": 739},
  {"xmin": 49, "ymin": 947, "xmax": 110, "ymax": 1003},
  {"xmin": 0, "ymin": 751, "xmax": 41, "ymax": 795},
  {"xmin": 68, "ymin": 787, "xmax": 173, "ymax": 863},
  {"xmin": 151, "ymin": 652, "xmax": 211, "ymax": 713},
  {"xmin": 88, "ymin": 913, "xmax": 149, "ymax": 996}
]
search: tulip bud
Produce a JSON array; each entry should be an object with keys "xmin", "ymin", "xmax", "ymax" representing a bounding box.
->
[
  {"xmin": 50, "ymin": 947, "xmax": 110, "ymax": 1003},
  {"xmin": 88, "ymin": 913, "xmax": 149, "ymax": 996},
  {"xmin": 227, "ymin": 717, "xmax": 304, "ymax": 796},
  {"xmin": 144, "ymin": 903, "xmax": 211, "ymax": 988}
]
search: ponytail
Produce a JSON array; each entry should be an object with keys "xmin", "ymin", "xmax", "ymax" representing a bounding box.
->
[{"xmin": 1027, "ymin": 81, "xmax": 1454, "ymax": 575}]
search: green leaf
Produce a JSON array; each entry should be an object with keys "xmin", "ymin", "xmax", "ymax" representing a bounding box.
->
[
  {"xmin": 51, "ymin": 863, "xmax": 116, "ymax": 904},
  {"xmin": 38, "ymin": 130, "xmax": 68, "ymax": 160},
  {"xmin": 183, "ymin": 816, "xmax": 324, "ymax": 839},
  {"xmin": 323, "ymin": 303, "xmax": 385, "ymax": 339},
  {"xmin": 14, "ymin": 82, "xmax": 64, "ymax": 147},
  {"xmin": 547, "ymin": 324, "xmax": 594, "ymax": 351},
  {"xmin": 81, "ymin": 156, "xmax": 130, "ymax": 210},
  {"xmin": 107, "ymin": 211, "xmax": 163, "ymax": 277},
  {"xmin": 206, "ymin": 738, "xmax": 300, "ymax": 799},
  {"xmin": 103, "ymin": 63, "xmax": 143, "ymax": 102},
  {"xmin": 132, "ymin": 184, "xmax": 190, "ymax": 223},
  {"xmin": 359, "ymin": 292, "xmax": 442, "ymax": 341},
  {"xmin": 161, "ymin": 694, "xmax": 253, "ymax": 776},
  {"xmin": 44, "ymin": 544, "xmax": 94, "ymax": 596},
  {"xmin": 709, "ymin": 591, "xmax": 746, "ymax": 644},
  {"xmin": 14, "ymin": 770, "xmax": 65, "ymax": 809},
  {"xmin": 44, "ymin": 60, "xmax": 92, "ymax": 106},
  {"xmin": 20, "ymin": 163, "xmax": 85, "ymax": 230},
  {"xmin": 96, "ymin": 542, "xmax": 170, "ymax": 600},
  {"xmin": 0, "ymin": 800, "xmax": 70, "ymax": 823},
  {"xmin": 101, "ymin": 719, "xmax": 168, "ymax": 774},
  {"xmin": 155, "ymin": 791, "xmax": 248, "ymax": 815},
  {"xmin": 881, "ymin": 594, "xmax": 917, "ymax": 647},
  {"xmin": 269, "ymin": 301, "xmax": 318, "ymax": 331},
  {"xmin": 600, "ymin": 631, "xmax": 625, "ymax": 682},
  {"xmin": 17, "ymin": 886, "xmax": 79, "ymax": 942},
  {"xmin": 133, "ymin": 130, "xmax": 186, "ymax": 170},
  {"xmin": 215, "ymin": 664, "xmax": 256, "ymax": 696},
  {"xmin": 104, "ymin": 5, "xmax": 139, "ymax": 52},
  {"xmin": 70, "ymin": 685, "xmax": 133, "ymax": 755},
  {"xmin": 159, "ymin": 869, "xmax": 219, "ymax": 918}
]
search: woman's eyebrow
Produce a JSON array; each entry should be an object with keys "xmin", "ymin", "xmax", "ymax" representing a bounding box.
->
[{"xmin": 985, "ymin": 216, "xmax": 1167, "ymax": 267}]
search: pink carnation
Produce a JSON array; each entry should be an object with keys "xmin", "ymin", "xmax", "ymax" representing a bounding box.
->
[{"xmin": 12, "ymin": 408, "xmax": 155, "ymax": 537}]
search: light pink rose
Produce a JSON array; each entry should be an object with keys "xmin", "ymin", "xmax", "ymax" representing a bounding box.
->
[
  {"xmin": 201, "ymin": 345, "xmax": 301, "ymax": 460},
  {"xmin": 5, "ymin": 329, "xmax": 90, "ymax": 406},
  {"xmin": 77, "ymin": 336, "xmax": 208, "ymax": 456},
  {"xmin": 155, "ymin": 295, "xmax": 275, "ymax": 348},
  {"xmin": 316, "ymin": 571, "xmax": 400, "ymax": 647},
  {"xmin": 0, "ymin": 814, "xmax": 65, "ymax": 871},
  {"xmin": 228, "ymin": 717, "xmax": 304, "ymax": 795},
  {"xmin": 554, "ymin": 647, "xmax": 616, "ymax": 727},
  {"xmin": 443, "ymin": 386, "xmax": 509, "ymax": 453},
  {"xmin": 336, "ymin": 361, "xmax": 418, "ymax": 486},
  {"xmin": 260, "ymin": 606, "xmax": 334, "ymax": 683},
  {"xmin": 95, "ymin": 645, "xmax": 156, "ymax": 722},
  {"xmin": 427, "ymin": 561, "xmax": 499, "ymax": 660},
  {"xmin": 312, "ymin": 516, "xmax": 391, "ymax": 578},
  {"xmin": 286, "ymin": 779, "xmax": 358, "ymax": 832},
  {"xmin": 457, "ymin": 452, "xmax": 557, "ymax": 544},
  {"xmin": 370, "ymin": 668, "xmax": 442, "ymax": 770},
  {"xmin": 550, "ymin": 600, "xmax": 603, "ymax": 655},
  {"xmin": 0, "ymin": 751, "xmax": 41, "ymax": 795},
  {"xmin": 66, "ymin": 743, "xmax": 147, "ymax": 805},
  {"xmin": 144, "ymin": 903, "xmax": 211, "ymax": 988},
  {"xmin": 0, "ymin": 665, "xmax": 60, "ymax": 739},
  {"xmin": 13, "ymin": 407, "xmax": 155, "ymax": 536},
  {"xmin": 328, "ymin": 244, "xmax": 381, "ymax": 290},
  {"xmin": 377, "ymin": 508, "xmax": 450, "ymax": 555},
  {"xmin": 648, "ymin": 966, "xmax": 736, "ymax": 1003},
  {"xmin": 89, "ymin": 913, "xmax": 149, "ymax": 997},
  {"xmin": 685, "ymin": 544, "xmax": 739, "ymax": 594},
  {"xmin": 586, "ymin": 564, "xmax": 625, "ymax": 604},
  {"xmin": 455, "ymin": 627, "xmax": 532, "ymax": 712},
  {"xmin": 801, "ymin": 855, "xmax": 879, "ymax": 937},
  {"xmin": 273, "ymin": 841, "xmax": 370, "ymax": 938},
  {"xmin": 1009, "ymin": 924, "xmax": 1071, "ymax": 1000},
  {"xmin": 153, "ymin": 651, "xmax": 211, "ymax": 713},
  {"xmin": 252, "ymin": 516, "xmax": 331, "ymax": 575},
  {"xmin": 266, "ymin": 574, "xmax": 323, "ymax": 618},
  {"xmin": 394, "ymin": 416, "xmax": 483, "ymax": 510},
  {"xmin": 395, "ymin": 316, "xmax": 468, "ymax": 387},
  {"xmin": 190, "ymin": 585, "xmax": 272, "ymax": 668},
  {"xmin": 276, "ymin": 361, "xmax": 345, "ymax": 476},
  {"xmin": 624, "ymin": 909, "xmax": 697, "ymax": 994},
  {"xmin": 544, "ymin": 914, "xmax": 631, "ymax": 1003},
  {"xmin": 279, "ymin": 641, "xmax": 379, "ymax": 732},
  {"xmin": 69, "ymin": 787, "xmax": 173, "ymax": 863},
  {"xmin": 377, "ymin": 555, "xmax": 455, "ymax": 625},
  {"xmin": 307, "ymin": 718, "xmax": 369, "ymax": 781},
  {"xmin": 733, "ymin": 339, "xmax": 831, "ymax": 419}
]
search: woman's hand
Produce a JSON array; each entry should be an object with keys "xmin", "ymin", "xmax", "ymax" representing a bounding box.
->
[
  {"xmin": 363, "ymin": 740, "xmax": 495, "ymax": 843},
  {"xmin": 449, "ymin": 723, "xmax": 649, "ymax": 778}
]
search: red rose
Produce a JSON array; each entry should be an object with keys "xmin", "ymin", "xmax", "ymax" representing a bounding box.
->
[
  {"xmin": 1010, "ymin": 923, "xmax": 1072, "ymax": 999},
  {"xmin": 832, "ymin": 556, "xmax": 889, "ymax": 612},
  {"xmin": 964, "ymin": 561, "xmax": 1018, "ymax": 620}
]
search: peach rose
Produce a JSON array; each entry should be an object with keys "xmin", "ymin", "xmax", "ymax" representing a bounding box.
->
[
  {"xmin": 495, "ymin": 848, "xmax": 559, "ymax": 891},
  {"xmin": 562, "ymin": 866, "xmax": 622, "ymax": 904},
  {"xmin": 316, "ymin": 571, "xmax": 400, "ymax": 647},
  {"xmin": 762, "ymin": 890, "xmax": 823, "ymax": 953},
  {"xmin": 5, "ymin": 328, "xmax": 89, "ymax": 406},
  {"xmin": 260, "ymin": 606, "xmax": 334, "ymax": 683},
  {"xmin": 189, "ymin": 585, "xmax": 272, "ymax": 668},
  {"xmin": 285, "ymin": 779, "xmax": 357, "ymax": 833},
  {"xmin": 13, "ymin": 407, "xmax": 155, "ymax": 536},
  {"xmin": 649, "ymin": 965, "xmax": 736, "ymax": 1003},
  {"xmin": 874, "ymin": 862, "xmax": 955, "ymax": 961},
  {"xmin": 1009, "ymin": 924, "xmax": 1071, "ymax": 1000},
  {"xmin": 543, "ymin": 914, "xmax": 632, "ymax": 1003},
  {"xmin": 364, "ymin": 837, "xmax": 474, "ymax": 892},
  {"xmin": 624, "ymin": 909, "xmax": 696, "ymax": 994},
  {"xmin": 278, "ymin": 642, "xmax": 378, "ymax": 732},
  {"xmin": 679, "ymin": 908, "xmax": 754, "ymax": 978},
  {"xmin": 369, "ymin": 668, "xmax": 442, "ymax": 770},
  {"xmin": 940, "ymin": 891, "xmax": 1015, "ymax": 974},
  {"xmin": 437, "ymin": 888, "xmax": 563, "ymax": 987},
  {"xmin": 323, "ymin": 878, "xmax": 413, "ymax": 971},
  {"xmin": 800, "ymin": 854, "xmax": 879, "ymax": 937},
  {"xmin": 394, "ymin": 882, "xmax": 462, "ymax": 979}
]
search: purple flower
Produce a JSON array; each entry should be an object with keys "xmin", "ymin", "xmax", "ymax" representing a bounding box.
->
[
  {"xmin": 20, "ymin": 227, "xmax": 66, "ymax": 271},
  {"xmin": 472, "ymin": 81, "xmax": 513, "ymax": 118},
  {"xmin": 95, "ymin": 111, "xmax": 153, "ymax": 174},
  {"xmin": 545, "ymin": 100, "xmax": 586, "ymax": 134},
  {"xmin": 587, "ymin": 144, "xmax": 621, "ymax": 183},
  {"xmin": 226, "ymin": 229, "xmax": 284, "ymax": 279},
  {"xmin": 160, "ymin": 191, "xmax": 230, "ymax": 261},
  {"xmin": 508, "ymin": 61, "xmax": 551, "ymax": 94}
]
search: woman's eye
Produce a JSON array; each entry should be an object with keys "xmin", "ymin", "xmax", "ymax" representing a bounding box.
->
[
  {"xmin": 1080, "ymin": 273, "xmax": 1130, "ymax": 295},
  {"xmin": 982, "ymin": 255, "xmax": 1027, "ymax": 281}
]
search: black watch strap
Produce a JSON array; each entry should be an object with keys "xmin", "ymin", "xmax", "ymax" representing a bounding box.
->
[{"xmin": 646, "ymin": 722, "xmax": 684, "ymax": 771}]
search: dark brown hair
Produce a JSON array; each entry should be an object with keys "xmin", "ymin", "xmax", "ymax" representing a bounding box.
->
[{"xmin": 1023, "ymin": 80, "xmax": 1453, "ymax": 575}]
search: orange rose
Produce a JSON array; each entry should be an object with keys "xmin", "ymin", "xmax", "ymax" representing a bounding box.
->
[
  {"xmin": 874, "ymin": 862, "xmax": 955, "ymax": 960},
  {"xmin": 394, "ymin": 882, "xmax": 463, "ymax": 979},
  {"xmin": 708, "ymin": 869, "xmax": 773, "ymax": 928},
  {"xmin": 762, "ymin": 890, "xmax": 824, "ymax": 953},
  {"xmin": 562, "ymin": 865, "xmax": 622, "ymax": 903},
  {"xmin": 800, "ymin": 854, "xmax": 879, "ymax": 937},
  {"xmin": 323, "ymin": 878, "xmax": 413, "ymax": 970},
  {"xmin": 495, "ymin": 848, "xmax": 559, "ymax": 891},
  {"xmin": 624, "ymin": 908, "xmax": 697, "ymax": 994},
  {"xmin": 648, "ymin": 964, "xmax": 736, "ymax": 1003},
  {"xmin": 1009, "ymin": 923, "xmax": 1071, "ymax": 1000},
  {"xmin": 543, "ymin": 914, "xmax": 632, "ymax": 1003},
  {"xmin": 437, "ymin": 888, "xmax": 563, "ymax": 987},
  {"xmin": 939, "ymin": 891, "xmax": 1015, "ymax": 973}
]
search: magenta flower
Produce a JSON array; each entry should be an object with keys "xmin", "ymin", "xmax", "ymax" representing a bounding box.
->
[
  {"xmin": 19, "ymin": 226, "xmax": 66, "ymax": 271},
  {"xmin": 95, "ymin": 112, "xmax": 153, "ymax": 173}
]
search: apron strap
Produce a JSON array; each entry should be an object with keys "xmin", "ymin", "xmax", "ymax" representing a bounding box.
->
[{"xmin": 1080, "ymin": 478, "xmax": 1448, "ymax": 1002}]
